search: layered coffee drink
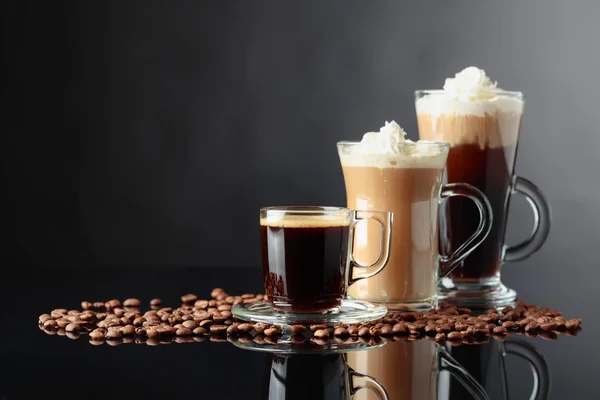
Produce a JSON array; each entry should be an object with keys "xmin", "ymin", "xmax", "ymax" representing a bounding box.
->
[
  {"xmin": 416, "ymin": 67, "xmax": 525, "ymax": 282},
  {"xmin": 338, "ymin": 122, "xmax": 449, "ymax": 308}
]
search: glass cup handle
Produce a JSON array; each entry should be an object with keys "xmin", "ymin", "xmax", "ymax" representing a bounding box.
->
[
  {"xmin": 502, "ymin": 340, "xmax": 551, "ymax": 400},
  {"xmin": 504, "ymin": 176, "xmax": 552, "ymax": 262},
  {"xmin": 347, "ymin": 210, "xmax": 393, "ymax": 287},
  {"xmin": 439, "ymin": 348, "xmax": 490, "ymax": 400},
  {"xmin": 348, "ymin": 368, "xmax": 390, "ymax": 400},
  {"xmin": 439, "ymin": 183, "xmax": 493, "ymax": 278}
]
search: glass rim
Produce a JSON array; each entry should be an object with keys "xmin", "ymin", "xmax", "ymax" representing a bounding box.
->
[
  {"xmin": 415, "ymin": 89, "xmax": 524, "ymax": 98},
  {"xmin": 260, "ymin": 206, "xmax": 349, "ymax": 215},
  {"xmin": 336, "ymin": 140, "xmax": 450, "ymax": 149}
]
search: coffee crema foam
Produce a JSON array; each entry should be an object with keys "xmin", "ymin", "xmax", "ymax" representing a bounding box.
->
[
  {"xmin": 260, "ymin": 215, "xmax": 350, "ymax": 228},
  {"xmin": 415, "ymin": 66, "xmax": 524, "ymax": 148},
  {"xmin": 338, "ymin": 121, "xmax": 448, "ymax": 169}
]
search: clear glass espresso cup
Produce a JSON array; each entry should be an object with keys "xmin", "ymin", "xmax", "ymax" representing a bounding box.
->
[
  {"xmin": 260, "ymin": 206, "xmax": 393, "ymax": 313},
  {"xmin": 415, "ymin": 90, "xmax": 552, "ymax": 307},
  {"xmin": 337, "ymin": 141, "xmax": 493, "ymax": 311}
]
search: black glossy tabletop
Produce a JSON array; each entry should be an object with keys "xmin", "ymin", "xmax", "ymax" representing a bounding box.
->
[{"xmin": 3, "ymin": 265, "xmax": 594, "ymax": 400}]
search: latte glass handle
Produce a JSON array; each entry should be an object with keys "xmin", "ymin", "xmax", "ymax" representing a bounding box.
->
[
  {"xmin": 502, "ymin": 340, "xmax": 551, "ymax": 400},
  {"xmin": 504, "ymin": 176, "xmax": 551, "ymax": 262},
  {"xmin": 348, "ymin": 369, "xmax": 390, "ymax": 400},
  {"xmin": 439, "ymin": 183, "xmax": 493, "ymax": 278},
  {"xmin": 347, "ymin": 210, "xmax": 393, "ymax": 287},
  {"xmin": 439, "ymin": 348, "xmax": 490, "ymax": 400}
]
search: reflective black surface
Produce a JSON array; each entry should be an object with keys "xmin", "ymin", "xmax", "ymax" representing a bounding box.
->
[{"xmin": 3, "ymin": 266, "xmax": 593, "ymax": 399}]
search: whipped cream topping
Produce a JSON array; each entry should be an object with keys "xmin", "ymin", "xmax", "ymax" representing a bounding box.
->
[
  {"xmin": 338, "ymin": 121, "xmax": 448, "ymax": 169},
  {"xmin": 443, "ymin": 66, "xmax": 498, "ymax": 101},
  {"xmin": 416, "ymin": 66, "xmax": 524, "ymax": 116}
]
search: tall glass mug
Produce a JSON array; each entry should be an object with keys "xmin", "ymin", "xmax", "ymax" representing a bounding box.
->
[
  {"xmin": 337, "ymin": 141, "xmax": 492, "ymax": 311},
  {"xmin": 415, "ymin": 90, "xmax": 551, "ymax": 307}
]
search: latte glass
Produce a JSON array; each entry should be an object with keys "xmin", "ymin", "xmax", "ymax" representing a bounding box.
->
[
  {"xmin": 337, "ymin": 141, "xmax": 492, "ymax": 311},
  {"xmin": 415, "ymin": 90, "xmax": 551, "ymax": 307}
]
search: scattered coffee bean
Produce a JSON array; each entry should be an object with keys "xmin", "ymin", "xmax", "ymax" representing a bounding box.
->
[
  {"xmin": 493, "ymin": 326, "xmax": 507, "ymax": 335},
  {"xmin": 147, "ymin": 328, "xmax": 160, "ymax": 338},
  {"xmin": 314, "ymin": 329, "xmax": 330, "ymax": 339},
  {"xmin": 123, "ymin": 298, "xmax": 141, "ymax": 308},
  {"xmin": 502, "ymin": 321, "xmax": 518, "ymax": 330},
  {"xmin": 566, "ymin": 318, "xmax": 583, "ymax": 330},
  {"xmin": 65, "ymin": 323, "xmax": 80, "ymax": 333},
  {"xmin": 180, "ymin": 294, "xmax": 198, "ymax": 304},
  {"xmin": 209, "ymin": 325, "xmax": 228, "ymax": 335},
  {"xmin": 447, "ymin": 331, "xmax": 463, "ymax": 340},
  {"xmin": 106, "ymin": 329, "xmax": 122, "ymax": 339},
  {"xmin": 253, "ymin": 322, "xmax": 269, "ymax": 334},
  {"xmin": 289, "ymin": 325, "xmax": 306, "ymax": 335},
  {"xmin": 310, "ymin": 324, "xmax": 328, "ymax": 332},
  {"xmin": 90, "ymin": 330, "xmax": 105, "ymax": 340},
  {"xmin": 358, "ymin": 327, "xmax": 370, "ymax": 337},
  {"xmin": 176, "ymin": 327, "xmax": 192, "ymax": 336},
  {"xmin": 435, "ymin": 333, "xmax": 447, "ymax": 341}
]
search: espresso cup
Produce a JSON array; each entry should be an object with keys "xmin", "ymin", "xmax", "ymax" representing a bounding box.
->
[
  {"xmin": 337, "ymin": 141, "xmax": 493, "ymax": 311},
  {"xmin": 260, "ymin": 206, "xmax": 392, "ymax": 313}
]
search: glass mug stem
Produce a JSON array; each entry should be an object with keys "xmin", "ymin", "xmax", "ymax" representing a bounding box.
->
[
  {"xmin": 439, "ymin": 183, "xmax": 493, "ymax": 278},
  {"xmin": 347, "ymin": 210, "xmax": 393, "ymax": 287},
  {"xmin": 503, "ymin": 176, "xmax": 552, "ymax": 262}
]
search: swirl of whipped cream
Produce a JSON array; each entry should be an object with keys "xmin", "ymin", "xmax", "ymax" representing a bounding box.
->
[
  {"xmin": 443, "ymin": 66, "xmax": 498, "ymax": 101},
  {"xmin": 357, "ymin": 121, "xmax": 411, "ymax": 154}
]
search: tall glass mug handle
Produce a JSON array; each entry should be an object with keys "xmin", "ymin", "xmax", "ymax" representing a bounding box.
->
[
  {"xmin": 501, "ymin": 340, "xmax": 551, "ymax": 400},
  {"xmin": 439, "ymin": 183, "xmax": 493, "ymax": 278},
  {"xmin": 347, "ymin": 210, "xmax": 393, "ymax": 287},
  {"xmin": 504, "ymin": 176, "xmax": 552, "ymax": 262},
  {"xmin": 348, "ymin": 368, "xmax": 390, "ymax": 400},
  {"xmin": 439, "ymin": 348, "xmax": 490, "ymax": 400}
]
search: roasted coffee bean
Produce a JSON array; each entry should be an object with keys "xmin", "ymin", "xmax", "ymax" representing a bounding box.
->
[
  {"xmin": 253, "ymin": 322, "xmax": 269, "ymax": 334},
  {"xmin": 234, "ymin": 323, "xmax": 252, "ymax": 334},
  {"xmin": 180, "ymin": 320, "xmax": 196, "ymax": 330},
  {"xmin": 43, "ymin": 319, "xmax": 58, "ymax": 329},
  {"xmin": 50, "ymin": 309, "xmax": 66, "ymax": 318},
  {"xmin": 133, "ymin": 317, "xmax": 146, "ymax": 326},
  {"xmin": 369, "ymin": 327, "xmax": 383, "ymax": 336},
  {"xmin": 106, "ymin": 329, "xmax": 122, "ymax": 339},
  {"xmin": 146, "ymin": 327, "xmax": 160, "ymax": 338},
  {"xmin": 525, "ymin": 321, "xmax": 538, "ymax": 332},
  {"xmin": 487, "ymin": 323, "xmax": 497, "ymax": 331},
  {"xmin": 502, "ymin": 321, "xmax": 518, "ymax": 330},
  {"xmin": 434, "ymin": 332, "xmax": 446, "ymax": 341},
  {"xmin": 105, "ymin": 299, "xmax": 121, "ymax": 310},
  {"xmin": 424, "ymin": 324, "xmax": 437, "ymax": 334},
  {"xmin": 493, "ymin": 326, "xmax": 507, "ymax": 335},
  {"xmin": 148, "ymin": 298, "xmax": 162, "ymax": 308},
  {"xmin": 199, "ymin": 319, "xmax": 214, "ymax": 328},
  {"xmin": 540, "ymin": 321, "xmax": 558, "ymax": 332},
  {"xmin": 89, "ymin": 330, "xmax": 104, "ymax": 340},
  {"xmin": 65, "ymin": 323, "xmax": 80, "ymax": 333},
  {"xmin": 212, "ymin": 314, "xmax": 228, "ymax": 322},
  {"xmin": 457, "ymin": 308, "xmax": 471, "ymax": 315},
  {"xmin": 176, "ymin": 327, "xmax": 192, "ymax": 336},
  {"xmin": 120, "ymin": 325, "xmax": 136, "ymax": 336},
  {"xmin": 93, "ymin": 302, "xmax": 105, "ymax": 310},
  {"xmin": 392, "ymin": 323, "xmax": 407, "ymax": 335},
  {"xmin": 288, "ymin": 325, "xmax": 306, "ymax": 335},
  {"xmin": 447, "ymin": 331, "xmax": 463, "ymax": 340},
  {"xmin": 192, "ymin": 326, "xmax": 207, "ymax": 335},
  {"xmin": 347, "ymin": 325, "xmax": 359, "ymax": 336},
  {"xmin": 334, "ymin": 327, "xmax": 349, "ymax": 337},
  {"xmin": 39, "ymin": 314, "xmax": 53, "ymax": 324},
  {"xmin": 210, "ymin": 325, "xmax": 228, "ymax": 335},
  {"xmin": 194, "ymin": 299, "xmax": 209, "ymax": 309},
  {"xmin": 95, "ymin": 313, "xmax": 106, "ymax": 321},
  {"xmin": 264, "ymin": 326, "xmax": 282, "ymax": 337},
  {"xmin": 181, "ymin": 294, "xmax": 198, "ymax": 304},
  {"xmin": 314, "ymin": 329, "xmax": 330, "ymax": 339},
  {"xmin": 455, "ymin": 322, "xmax": 469, "ymax": 331},
  {"xmin": 217, "ymin": 304, "xmax": 232, "ymax": 312},
  {"xmin": 436, "ymin": 325, "xmax": 451, "ymax": 334},
  {"xmin": 380, "ymin": 325, "xmax": 393, "ymax": 336},
  {"xmin": 123, "ymin": 298, "xmax": 140, "ymax": 307},
  {"xmin": 358, "ymin": 327, "xmax": 371, "ymax": 337},
  {"xmin": 226, "ymin": 324, "xmax": 239, "ymax": 335},
  {"xmin": 565, "ymin": 318, "xmax": 583, "ymax": 330},
  {"xmin": 399, "ymin": 313, "xmax": 416, "ymax": 322}
]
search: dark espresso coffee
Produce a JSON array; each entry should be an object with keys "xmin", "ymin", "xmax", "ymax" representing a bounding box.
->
[
  {"xmin": 442, "ymin": 143, "xmax": 518, "ymax": 279},
  {"xmin": 261, "ymin": 217, "xmax": 349, "ymax": 313}
]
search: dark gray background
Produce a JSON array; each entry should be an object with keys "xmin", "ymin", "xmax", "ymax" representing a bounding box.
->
[{"xmin": 4, "ymin": 1, "xmax": 600, "ymax": 396}]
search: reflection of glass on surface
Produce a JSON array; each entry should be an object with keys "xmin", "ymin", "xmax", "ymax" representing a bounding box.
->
[{"xmin": 347, "ymin": 340, "xmax": 438, "ymax": 400}]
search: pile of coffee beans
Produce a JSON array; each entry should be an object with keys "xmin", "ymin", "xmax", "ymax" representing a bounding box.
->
[{"xmin": 38, "ymin": 288, "xmax": 583, "ymax": 347}]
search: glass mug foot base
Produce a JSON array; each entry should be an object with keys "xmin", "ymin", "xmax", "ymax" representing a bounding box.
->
[
  {"xmin": 438, "ymin": 277, "xmax": 517, "ymax": 309},
  {"xmin": 346, "ymin": 295, "xmax": 436, "ymax": 312}
]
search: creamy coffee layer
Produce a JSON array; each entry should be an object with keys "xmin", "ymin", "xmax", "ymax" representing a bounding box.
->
[
  {"xmin": 416, "ymin": 67, "xmax": 524, "ymax": 149},
  {"xmin": 260, "ymin": 215, "xmax": 349, "ymax": 228}
]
